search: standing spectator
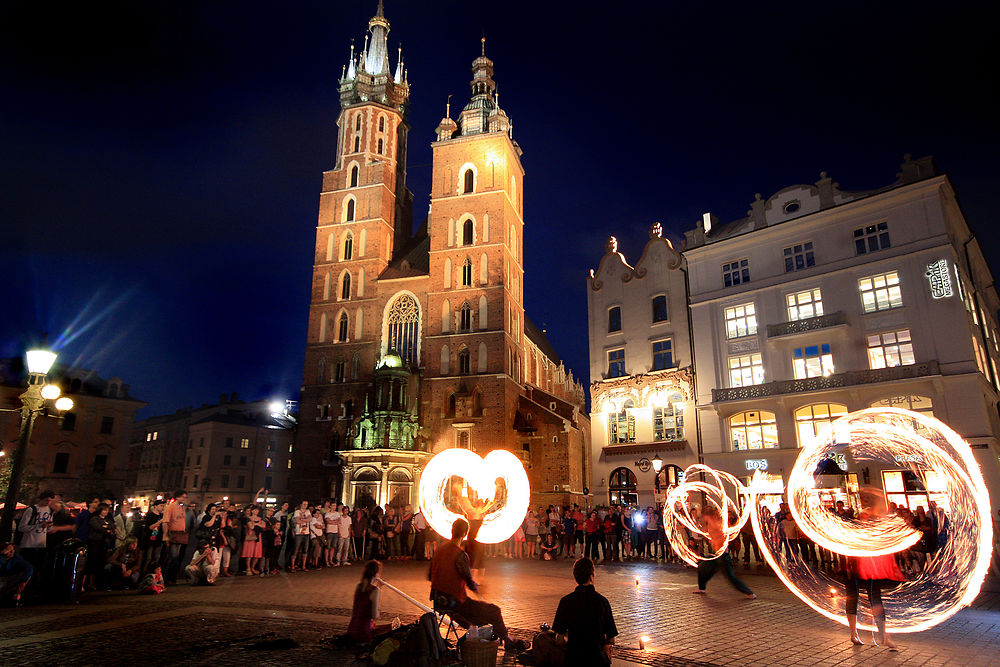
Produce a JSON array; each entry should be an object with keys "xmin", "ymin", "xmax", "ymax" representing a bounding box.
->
[
  {"xmin": 46, "ymin": 500, "xmax": 76, "ymax": 549},
  {"xmin": 274, "ymin": 500, "xmax": 290, "ymax": 569},
  {"xmin": 644, "ymin": 507, "xmax": 660, "ymax": 560},
  {"xmin": 412, "ymin": 508, "xmax": 428, "ymax": 560},
  {"xmin": 113, "ymin": 503, "xmax": 135, "ymax": 550},
  {"xmin": 740, "ymin": 515, "xmax": 762, "ymax": 566},
  {"xmin": 162, "ymin": 490, "xmax": 189, "ymax": 584},
  {"xmin": 781, "ymin": 510, "xmax": 801, "ymax": 560},
  {"xmin": 241, "ymin": 506, "xmax": 264, "ymax": 575},
  {"xmin": 562, "ymin": 509, "xmax": 577, "ymax": 558},
  {"xmin": 104, "ymin": 536, "xmax": 143, "ymax": 589},
  {"xmin": 352, "ymin": 508, "xmax": 368, "ymax": 565},
  {"xmin": 399, "ymin": 504, "xmax": 413, "ymax": 559},
  {"xmin": 86, "ymin": 503, "xmax": 115, "ymax": 590},
  {"xmin": 366, "ymin": 507, "xmax": 384, "ymax": 561},
  {"xmin": 524, "ymin": 510, "xmax": 539, "ymax": 559},
  {"xmin": 337, "ymin": 505, "xmax": 353, "ymax": 565},
  {"xmin": 584, "ymin": 511, "xmax": 601, "ymax": 561},
  {"xmin": 141, "ymin": 499, "xmax": 166, "ymax": 570},
  {"xmin": 290, "ymin": 500, "xmax": 312, "ymax": 572},
  {"xmin": 607, "ymin": 508, "xmax": 621, "ymax": 562},
  {"xmin": 261, "ymin": 510, "xmax": 278, "ymax": 574},
  {"xmin": 16, "ymin": 491, "xmax": 55, "ymax": 585},
  {"xmin": 385, "ymin": 507, "xmax": 401, "ymax": 560},
  {"xmin": 324, "ymin": 503, "xmax": 341, "ymax": 566},
  {"xmin": 309, "ymin": 508, "xmax": 325, "ymax": 568},
  {"xmin": 552, "ymin": 557, "xmax": 618, "ymax": 666},
  {"xmin": 573, "ymin": 506, "xmax": 586, "ymax": 556},
  {"xmin": 74, "ymin": 497, "xmax": 98, "ymax": 543}
]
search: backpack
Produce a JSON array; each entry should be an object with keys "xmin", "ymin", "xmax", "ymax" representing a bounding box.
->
[{"xmin": 360, "ymin": 612, "xmax": 449, "ymax": 667}]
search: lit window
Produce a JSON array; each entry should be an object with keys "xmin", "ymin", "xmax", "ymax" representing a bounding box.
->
[
  {"xmin": 652, "ymin": 339, "xmax": 673, "ymax": 371},
  {"xmin": 854, "ymin": 222, "xmax": 890, "ymax": 255},
  {"xmin": 608, "ymin": 307, "xmax": 622, "ymax": 333},
  {"xmin": 724, "ymin": 303, "xmax": 757, "ymax": 338},
  {"xmin": 723, "ymin": 259, "xmax": 750, "ymax": 287},
  {"xmin": 265, "ymin": 457, "xmax": 272, "ymax": 468},
  {"xmin": 783, "ymin": 242, "xmax": 815, "ymax": 272},
  {"xmin": 794, "ymin": 403, "xmax": 848, "ymax": 447},
  {"xmin": 787, "ymin": 289, "xmax": 823, "ymax": 321},
  {"xmin": 607, "ymin": 349, "xmax": 625, "ymax": 378},
  {"xmin": 729, "ymin": 354, "xmax": 764, "ymax": 387},
  {"xmin": 146, "ymin": 433, "xmax": 151, "ymax": 442},
  {"xmin": 653, "ymin": 392, "xmax": 685, "ymax": 441},
  {"xmin": 153, "ymin": 431, "xmax": 157, "ymax": 440},
  {"xmin": 867, "ymin": 330, "xmax": 914, "ymax": 369},
  {"xmin": 729, "ymin": 411, "xmax": 778, "ymax": 450},
  {"xmin": 287, "ymin": 460, "xmax": 292, "ymax": 469},
  {"xmin": 859, "ymin": 271, "xmax": 902, "ymax": 313},
  {"xmin": 652, "ymin": 295, "xmax": 668, "ymax": 323},
  {"xmin": 240, "ymin": 438, "xmax": 249, "ymax": 449},
  {"xmin": 609, "ymin": 400, "xmax": 635, "ymax": 444},
  {"xmin": 793, "ymin": 344, "xmax": 834, "ymax": 378}
]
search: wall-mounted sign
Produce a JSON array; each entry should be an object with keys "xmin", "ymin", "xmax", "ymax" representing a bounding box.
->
[
  {"xmin": 925, "ymin": 259, "xmax": 954, "ymax": 299},
  {"xmin": 821, "ymin": 453, "xmax": 848, "ymax": 470},
  {"xmin": 636, "ymin": 457, "xmax": 651, "ymax": 473},
  {"xmin": 745, "ymin": 458, "xmax": 768, "ymax": 471},
  {"xmin": 893, "ymin": 453, "xmax": 923, "ymax": 463}
]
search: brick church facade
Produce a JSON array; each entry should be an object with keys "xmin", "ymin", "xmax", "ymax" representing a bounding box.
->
[{"xmin": 290, "ymin": 3, "xmax": 590, "ymax": 511}]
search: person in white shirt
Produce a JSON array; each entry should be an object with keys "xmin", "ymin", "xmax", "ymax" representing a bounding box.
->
[
  {"xmin": 412, "ymin": 510, "xmax": 430, "ymax": 560},
  {"xmin": 324, "ymin": 504, "xmax": 341, "ymax": 566},
  {"xmin": 17, "ymin": 490, "xmax": 56, "ymax": 577},
  {"xmin": 337, "ymin": 506, "xmax": 353, "ymax": 565},
  {"xmin": 290, "ymin": 501, "xmax": 312, "ymax": 572}
]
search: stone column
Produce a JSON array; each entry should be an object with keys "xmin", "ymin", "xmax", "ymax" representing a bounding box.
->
[{"xmin": 379, "ymin": 461, "xmax": 390, "ymax": 507}]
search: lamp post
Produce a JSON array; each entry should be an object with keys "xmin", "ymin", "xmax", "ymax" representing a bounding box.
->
[
  {"xmin": 651, "ymin": 453, "xmax": 663, "ymax": 509},
  {"xmin": 0, "ymin": 348, "xmax": 74, "ymax": 542}
]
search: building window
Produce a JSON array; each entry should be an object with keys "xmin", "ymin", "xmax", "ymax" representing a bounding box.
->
[
  {"xmin": 462, "ymin": 219, "xmax": 473, "ymax": 245},
  {"xmin": 196, "ymin": 455, "xmax": 202, "ymax": 465},
  {"xmin": 355, "ymin": 114, "xmax": 361, "ymax": 131},
  {"xmin": 652, "ymin": 295, "xmax": 668, "ymax": 323},
  {"xmin": 859, "ymin": 271, "xmax": 902, "ymax": 313},
  {"xmin": 287, "ymin": 460, "xmax": 292, "ymax": 469},
  {"xmin": 608, "ymin": 401, "xmax": 635, "ymax": 444},
  {"xmin": 353, "ymin": 136, "xmax": 360, "ymax": 152},
  {"xmin": 377, "ymin": 138, "xmax": 383, "ymax": 154},
  {"xmin": 654, "ymin": 396, "xmax": 684, "ymax": 441},
  {"xmin": 607, "ymin": 349, "xmax": 625, "ymax": 378},
  {"xmin": 460, "ymin": 303, "xmax": 472, "ymax": 331},
  {"xmin": 787, "ymin": 289, "xmax": 823, "ymax": 321},
  {"xmin": 265, "ymin": 457, "xmax": 272, "ymax": 468},
  {"xmin": 240, "ymin": 438, "xmax": 249, "ymax": 449},
  {"xmin": 783, "ymin": 242, "xmax": 815, "ymax": 272},
  {"xmin": 457, "ymin": 431, "xmax": 471, "ymax": 449},
  {"xmin": 220, "ymin": 474, "xmax": 229, "ymax": 488},
  {"xmin": 345, "ymin": 198, "xmax": 355, "ymax": 221},
  {"xmin": 237, "ymin": 475, "xmax": 245, "ymax": 488},
  {"xmin": 459, "ymin": 349, "xmax": 471, "ymax": 374},
  {"xmin": 199, "ymin": 438, "xmax": 205, "ymax": 447},
  {"xmin": 239, "ymin": 456, "xmax": 247, "ymax": 466},
  {"xmin": 867, "ymin": 330, "xmax": 914, "ymax": 369},
  {"xmin": 724, "ymin": 303, "xmax": 757, "ymax": 338},
  {"xmin": 386, "ymin": 293, "xmax": 421, "ymax": 366},
  {"xmin": 652, "ymin": 339, "xmax": 673, "ymax": 371},
  {"xmin": 343, "ymin": 234, "xmax": 353, "ymax": 260},
  {"xmin": 61, "ymin": 412, "xmax": 76, "ymax": 431},
  {"xmin": 52, "ymin": 452, "xmax": 69, "ymax": 474},
  {"xmin": 793, "ymin": 344, "xmax": 834, "ymax": 379},
  {"xmin": 462, "ymin": 258, "xmax": 472, "ymax": 286},
  {"xmin": 729, "ymin": 354, "xmax": 764, "ymax": 387},
  {"xmin": 223, "ymin": 455, "xmax": 231, "ymax": 465},
  {"xmin": 463, "ymin": 169, "xmax": 474, "ymax": 194},
  {"xmin": 608, "ymin": 306, "xmax": 622, "ymax": 333},
  {"xmin": 341, "ymin": 272, "xmax": 351, "ymax": 299},
  {"xmin": 854, "ymin": 222, "xmax": 890, "ymax": 255},
  {"xmin": 225, "ymin": 437, "xmax": 233, "ymax": 448},
  {"xmin": 338, "ymin": 313, "xmax": 349, "ymax": 342},
  {"xmin": 723, "ymin": 259, "xmax": 750, "ymax": 287},
  {"xmin": 729, "ymin": 411, "xmax": 778, "ymax": 450},
  {"xmin": 335, "ymin": 360, "xmax": 346, "ymax": 382},
  {"xmin": 350, "ymin": 165, "xmax": 359, "ymax": 187},
  {"xmin": 188, "ymin": 439, "xmax": 193, "ymax": 449},
  {"xmin": 378, "ymin": 116, "xmax": 385, "ymax": 132},
  {"xmin": 794, "ymin": 403, "xmax": 848, "ymax": 447},
  {"xmin": 608, "ymin": 467, "xmax": 638, "ymax": 506},
  {"xmin": 100, "ymin": 416, "xmax": 114, "ymax": 434},
  {"xmin": 193, "ymin": 474, "xmax": 199, "ymax": 489}
]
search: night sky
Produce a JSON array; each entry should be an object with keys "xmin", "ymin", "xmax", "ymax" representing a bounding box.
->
[{"xmin": 1, "ymin": 1, "xmax": 997, "ymax": 417}]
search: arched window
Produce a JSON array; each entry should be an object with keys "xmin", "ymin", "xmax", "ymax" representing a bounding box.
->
[
  {"xmin": 463, "ymin": 218, "xmax": 474, "ymax": 245},
  {"xmin": 335, "ymin": 359, "xmax": 346, "ymax": 383},
  {"xmin": 355, "ymin": 114, "xmax": 362, "ymax": 131},
  {"xmin": 379, "ymin": 116, "xmax": 385, "ymax": 132},
  {"xmin": 457, "ymin": 431, "xmax": 471, "ymax": 449},
  {"xmin": 338, "ymin": 312, "xmax": 349, "ymax": 342},
  {"xmin": 794, "ymin": 403, "xmax": 848, "ymax": 447},
  {"xmin": 609, "ymin": 399, "xmax": 635, "ymax": 444},
  {"xmin": 462, "ymin": 258, "xmax": 473, "ymax": 286},
  {"xmin": 653, "ymin": 391, "xmax": 685, "ymax": 441},
  {"xmin": 351, "ymin": 353, "xmax": 360, "ymax": 379},
  {"xmin": 343, "ymin": 233, "xmax": 353, "ymax": 260},
  {"xmin": 377, "ymin": 138, "xmax": 384, "ymax": 154},
  {"xmin": 729, "ymin": 411, "xmax": 778, "ymax": 450},
  {"xmin": 608, "ymin": 467, "xmax": 638, "ymax": 506},
  {"xmin": 350, "ymin": 165, "xmax": 359, "ymax": 187},
  {"xmin": 478, "ymin": 295, "xmax": 488, "ymax": 329},
  {"xmin": 479, "ymin": 254, "xmax": 488, "ymax": 285},
  {"xmin": 460, "ymin": 302, "xmax": 472, "ymax": 331},
  {"xmin": 386, "ymin": 293, "xmax": 421, "ymax": 366},
  {"xmin": 319, "ymin": 312, "xmax": 328, "ymax": 342},
  {"xmin": 652, "ymin": 295, "xmax": 669, "ymax": 322},
  {"xmin": 459, "ymin": 348, "xmax": 471, "ymax": 374},
  {"xmin": 463, "ymin": 169, "xmax": 474, "ymax": 194},
  {"xmin": 323, "ymin": 272, "xmax": 331, "ymax": 299},
  {"xmin": 448, "ymin": 393, "xmax": 456, "ymax": 417},
  {"xmin": 353, "ymin": 135, "xmax": 360, "ymax": 152},
  {"xmin": 345, "ymin": 198, "xmax": 355, "ymax": 221},
  {"xmin": 440, "ymin": 345, "xmax": 450, "ymax": 375},
  {"xmin": 341, "ymin": 272, "xmax": 351, "ymax": 300},
  {"xmin": 478, "ymin": 341, "xmax": 488, "ymax": 372},
  {"xmin": 441, "ymin": 299, "xmax": 451, "ymax": 332},
  {"xmin": 444, "ymin": 257, "xmax": 452, "ymax": 289},
  {"xmin": 317, "ymin": 356, "xmax": 326, "ymax": 383}
]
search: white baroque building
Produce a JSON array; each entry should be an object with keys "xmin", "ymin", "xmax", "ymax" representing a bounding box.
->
[
  {"xmin": 682, "ymin": 156, "xmax": 1000, "ymax": 512},
  {"xmin": 587, "ymin": 224, "xmax": 697, "ymax": 507}
]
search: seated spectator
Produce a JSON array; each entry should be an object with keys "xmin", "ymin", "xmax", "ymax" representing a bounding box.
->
[
  {"xmin": 138, "ymin": 565, "xmax": 165, "ymax": 595},
  {"xmin": 429, "ymin": 518, "xmax": 527, "ymax": 652},
  {"xmin": 347, "ymin": 560, "xmax": 392, "ymax": 642},
  {"xmin": 104, "ymin": 537, "xmax": 143, "ymax": 589},
  {"xmin": 0, "ymin": 541, "xmax": 33, "ymax": 605},
  {"xmin": 540, "ymin": 533, "xmax": 559, "ymax": 561},
  {"xmin": 185, "ymin": 540, "xmax": 219, "ymax": 585},
  {"xmin": 552, "ymin": 557, "xmax": 618, "ymax": 666}
]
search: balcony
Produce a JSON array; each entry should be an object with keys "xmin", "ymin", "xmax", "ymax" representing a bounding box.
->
[
  {"xmin": 712, "ymin": 360, "xmax": 940, "ymax": 403},
  {"xmin": 766, "ymin": 311, "xmax": 848, "ymax": 338}
]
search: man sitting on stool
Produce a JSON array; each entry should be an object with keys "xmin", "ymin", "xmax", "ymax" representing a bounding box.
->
[{"xmin": 429, "ymin": 518, "xmax": 527, "ymax": 652}]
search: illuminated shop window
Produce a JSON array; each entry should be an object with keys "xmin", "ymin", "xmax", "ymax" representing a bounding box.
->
[{"xmin": 729, "ymin": 411, "xmax": 778, "ymax": 450}]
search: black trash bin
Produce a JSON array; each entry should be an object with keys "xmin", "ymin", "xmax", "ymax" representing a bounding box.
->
[{"xmin": 50, "ymin": 538, "xmax": 87, "ymax": 603}]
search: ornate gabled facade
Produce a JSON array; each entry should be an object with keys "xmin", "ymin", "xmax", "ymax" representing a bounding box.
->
[
  {"xmin": 292, "ymin": 5, "xmax": 590, "ymax": 509},
  {"xmin": 586, "ymin": 224, "xmax": 697, "ymax": 507}
]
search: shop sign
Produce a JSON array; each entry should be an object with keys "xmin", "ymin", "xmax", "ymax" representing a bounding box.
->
[
  {"xmin": 745, "ymin": 458, "xmax": 768, "ymax": 471},
  {"xmin": 925, "ymin": 259, "xmax": 954, "ymax": 299},
  {"xmin": 893, "ymin": 454, "xmax": 923, "ymax": 463},
  {"xmin": 822, "ymin": 453, "xmax": 848, "ymax": 470}
]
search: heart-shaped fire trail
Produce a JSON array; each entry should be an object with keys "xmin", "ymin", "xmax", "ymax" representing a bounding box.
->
[{"xmin": 418, "ymin": 448, "xmax": 531, "ymax": 543}]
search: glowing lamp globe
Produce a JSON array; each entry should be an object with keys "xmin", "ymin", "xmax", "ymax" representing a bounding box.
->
[
  {"xmin": 26, "ymin": 349, "xmax": 57, "ymax": 375},
  {"xmin": 54, "ymin": 397, "xmax": 74, "ymax": 412},
  {"xmin": 268, "ymin": 401, "xmax": 285, "ymax": 415},
  {"xmin": 40, "ymin": 384, "xmax": 61, "ymax": 400},
  {"xmin": 651, "ymin": 454, "xmax": 663, "ymax": 473}
]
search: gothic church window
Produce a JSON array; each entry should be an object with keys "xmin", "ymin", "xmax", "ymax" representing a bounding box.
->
[
  {"xmin": 379, "ymin": 116, "xmax": 385, "ymax": 132},
  {"xmin": 338, "ymin": 313, "xmax": 349, "ymax": 342},
  {"xmin": 355, "ymin": 114, "xmax": 362, "ymax": 131},
  {"xmin": 343, "ymin": 233, "xmax": 353, "ymax": 260},
  {"xmin": 345, "ymin": 198, "xmax": 355, "ymax": 221},
  {"xmin": 341, "ymin": 272, "xmax": 351, "ymax": 300},
  {"xmin": 463, "ymin": 169, "xmax": 474, "ymax": 194},
  {"xmin": 459, "ymin": 349, "xmax": 471, "ymax": 375},
  {"xmin": 463, "ymin": 219, "xmax": 474, "ymax": 245},
  {"xmin": 377, "ymin": 139, "xmax": 384, "ymax": 154},
  {"xmin": 335, "ymin": 360, "xmax": 346, "ymax": 383},
  {"xmin": 354, "ymin": 136, "xmax": 360, "ymax": 152},
  {"xmin": 386, "ymin": 293, "xmax": 421, "ymax": 366},
  {"xmin": 350, "ymin": 165, "xmax": 359, "ymax": 187},
  {"xmin": 317, "ymin": 356, "xmax": 326, "ymax": 383},
  {"xmin": 462, "ymin": 258, "xmax": 473, "ymax": 286},
  {"xmin": 460, "ymin": 303, "xmax": 472, "ymax": 331},
  {"xmin": 441, "ymin": 345, "xmax": 450, "ymax": 374}
]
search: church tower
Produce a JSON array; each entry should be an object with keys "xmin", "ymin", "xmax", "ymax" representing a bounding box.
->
[{"xmin": 423, "ymin": 40, "xmax": 528, "ymax": 453}]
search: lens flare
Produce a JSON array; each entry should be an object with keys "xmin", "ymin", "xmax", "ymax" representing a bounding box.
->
[
  {"xmin": 418, "ymin": 448, "xmax": 530, "ymax": 544},
  {"xmin": 664, "ymin": 464, "xmax": 752, "ymax": 566},
  {"xmin": 754, "ymin": 407, "xmax": 992, "ymax": 633}
]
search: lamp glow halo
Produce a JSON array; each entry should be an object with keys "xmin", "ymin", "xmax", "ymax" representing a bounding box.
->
[
  {"xmin": 418, "ymin": 448, "xmax": 530, "ymax": 544},
  {"xmin": 753, "ymin": 407, "xmax": 992, "ymax": 633},
  {"xmin": 665, "ymin": 464, "xmax": 752, "ymax": 566}
]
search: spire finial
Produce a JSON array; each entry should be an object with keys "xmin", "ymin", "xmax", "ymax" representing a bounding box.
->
[
  {"xmin": 446, "ymin": 94, "xmax": 452, "ymax": 118},
  {"xmin": 481, "ymin": 34, "xmax": 486, "ymax": 56},
  {"xmin": 376, "ymin": 0, "xmax": 385, "ymax": 18}
]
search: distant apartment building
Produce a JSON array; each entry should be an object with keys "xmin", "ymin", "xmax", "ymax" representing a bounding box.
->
[
  {"xmin": 128, "ymin": 394, "xmax": 293, "ymax": 509},
  {"xmin": 0, "ymin": 360, "xmax": 145, "ymax": 500},
  {"xmin": 683, "ymin": 156, "xmax": 1000, "ymax": 512},
  {"xmin": 586, "ymin": 225, "xmax": 697, "ymax": 508}
]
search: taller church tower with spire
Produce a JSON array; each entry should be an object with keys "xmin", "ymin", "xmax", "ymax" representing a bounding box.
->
[{"xmin": 291, "ymin": 5, "xmax": 589, "ymax": 510}]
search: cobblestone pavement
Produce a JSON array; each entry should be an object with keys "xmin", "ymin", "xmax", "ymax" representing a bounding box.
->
[{"xmin": 1, "ymin": 558, "xmax": 999, "ymax": 666}]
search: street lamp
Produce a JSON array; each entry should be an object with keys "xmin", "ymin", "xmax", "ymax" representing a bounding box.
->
[
  {"xmin": 651, "ymin": 454, "xmax": 663, "ymax": 510},
  {"xmin": 0, "ymin": 347, "xmax": 74, "ymax": 541}
]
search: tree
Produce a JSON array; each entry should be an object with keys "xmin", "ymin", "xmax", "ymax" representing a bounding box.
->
[{"xmin": 0, "ymin": 453, "xmax": 39, "ymax": 505}]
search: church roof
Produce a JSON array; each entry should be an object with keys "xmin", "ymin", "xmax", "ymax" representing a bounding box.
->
[
  {"xmin": 378, "ymin": 227, "xmax": 429, "ymax": 280},
  {"xmin": 524, "ymin": 316, "xmax": 560, "ymax": 365}
]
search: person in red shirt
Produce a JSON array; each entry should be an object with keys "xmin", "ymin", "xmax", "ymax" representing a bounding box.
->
[{"xmin": 429, "ymin": 518, "xmax": 527, "ymax": 652}]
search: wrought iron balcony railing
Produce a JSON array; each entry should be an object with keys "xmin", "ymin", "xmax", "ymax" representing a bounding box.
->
[{"xmin": 766, "ymin": 311, "xmax": 848, "ymax": 338}]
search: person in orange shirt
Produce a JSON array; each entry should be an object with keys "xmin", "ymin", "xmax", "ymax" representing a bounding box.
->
[{"xmin": 162, "ymin": 490, "xmax": 188, "ymax": 584}]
